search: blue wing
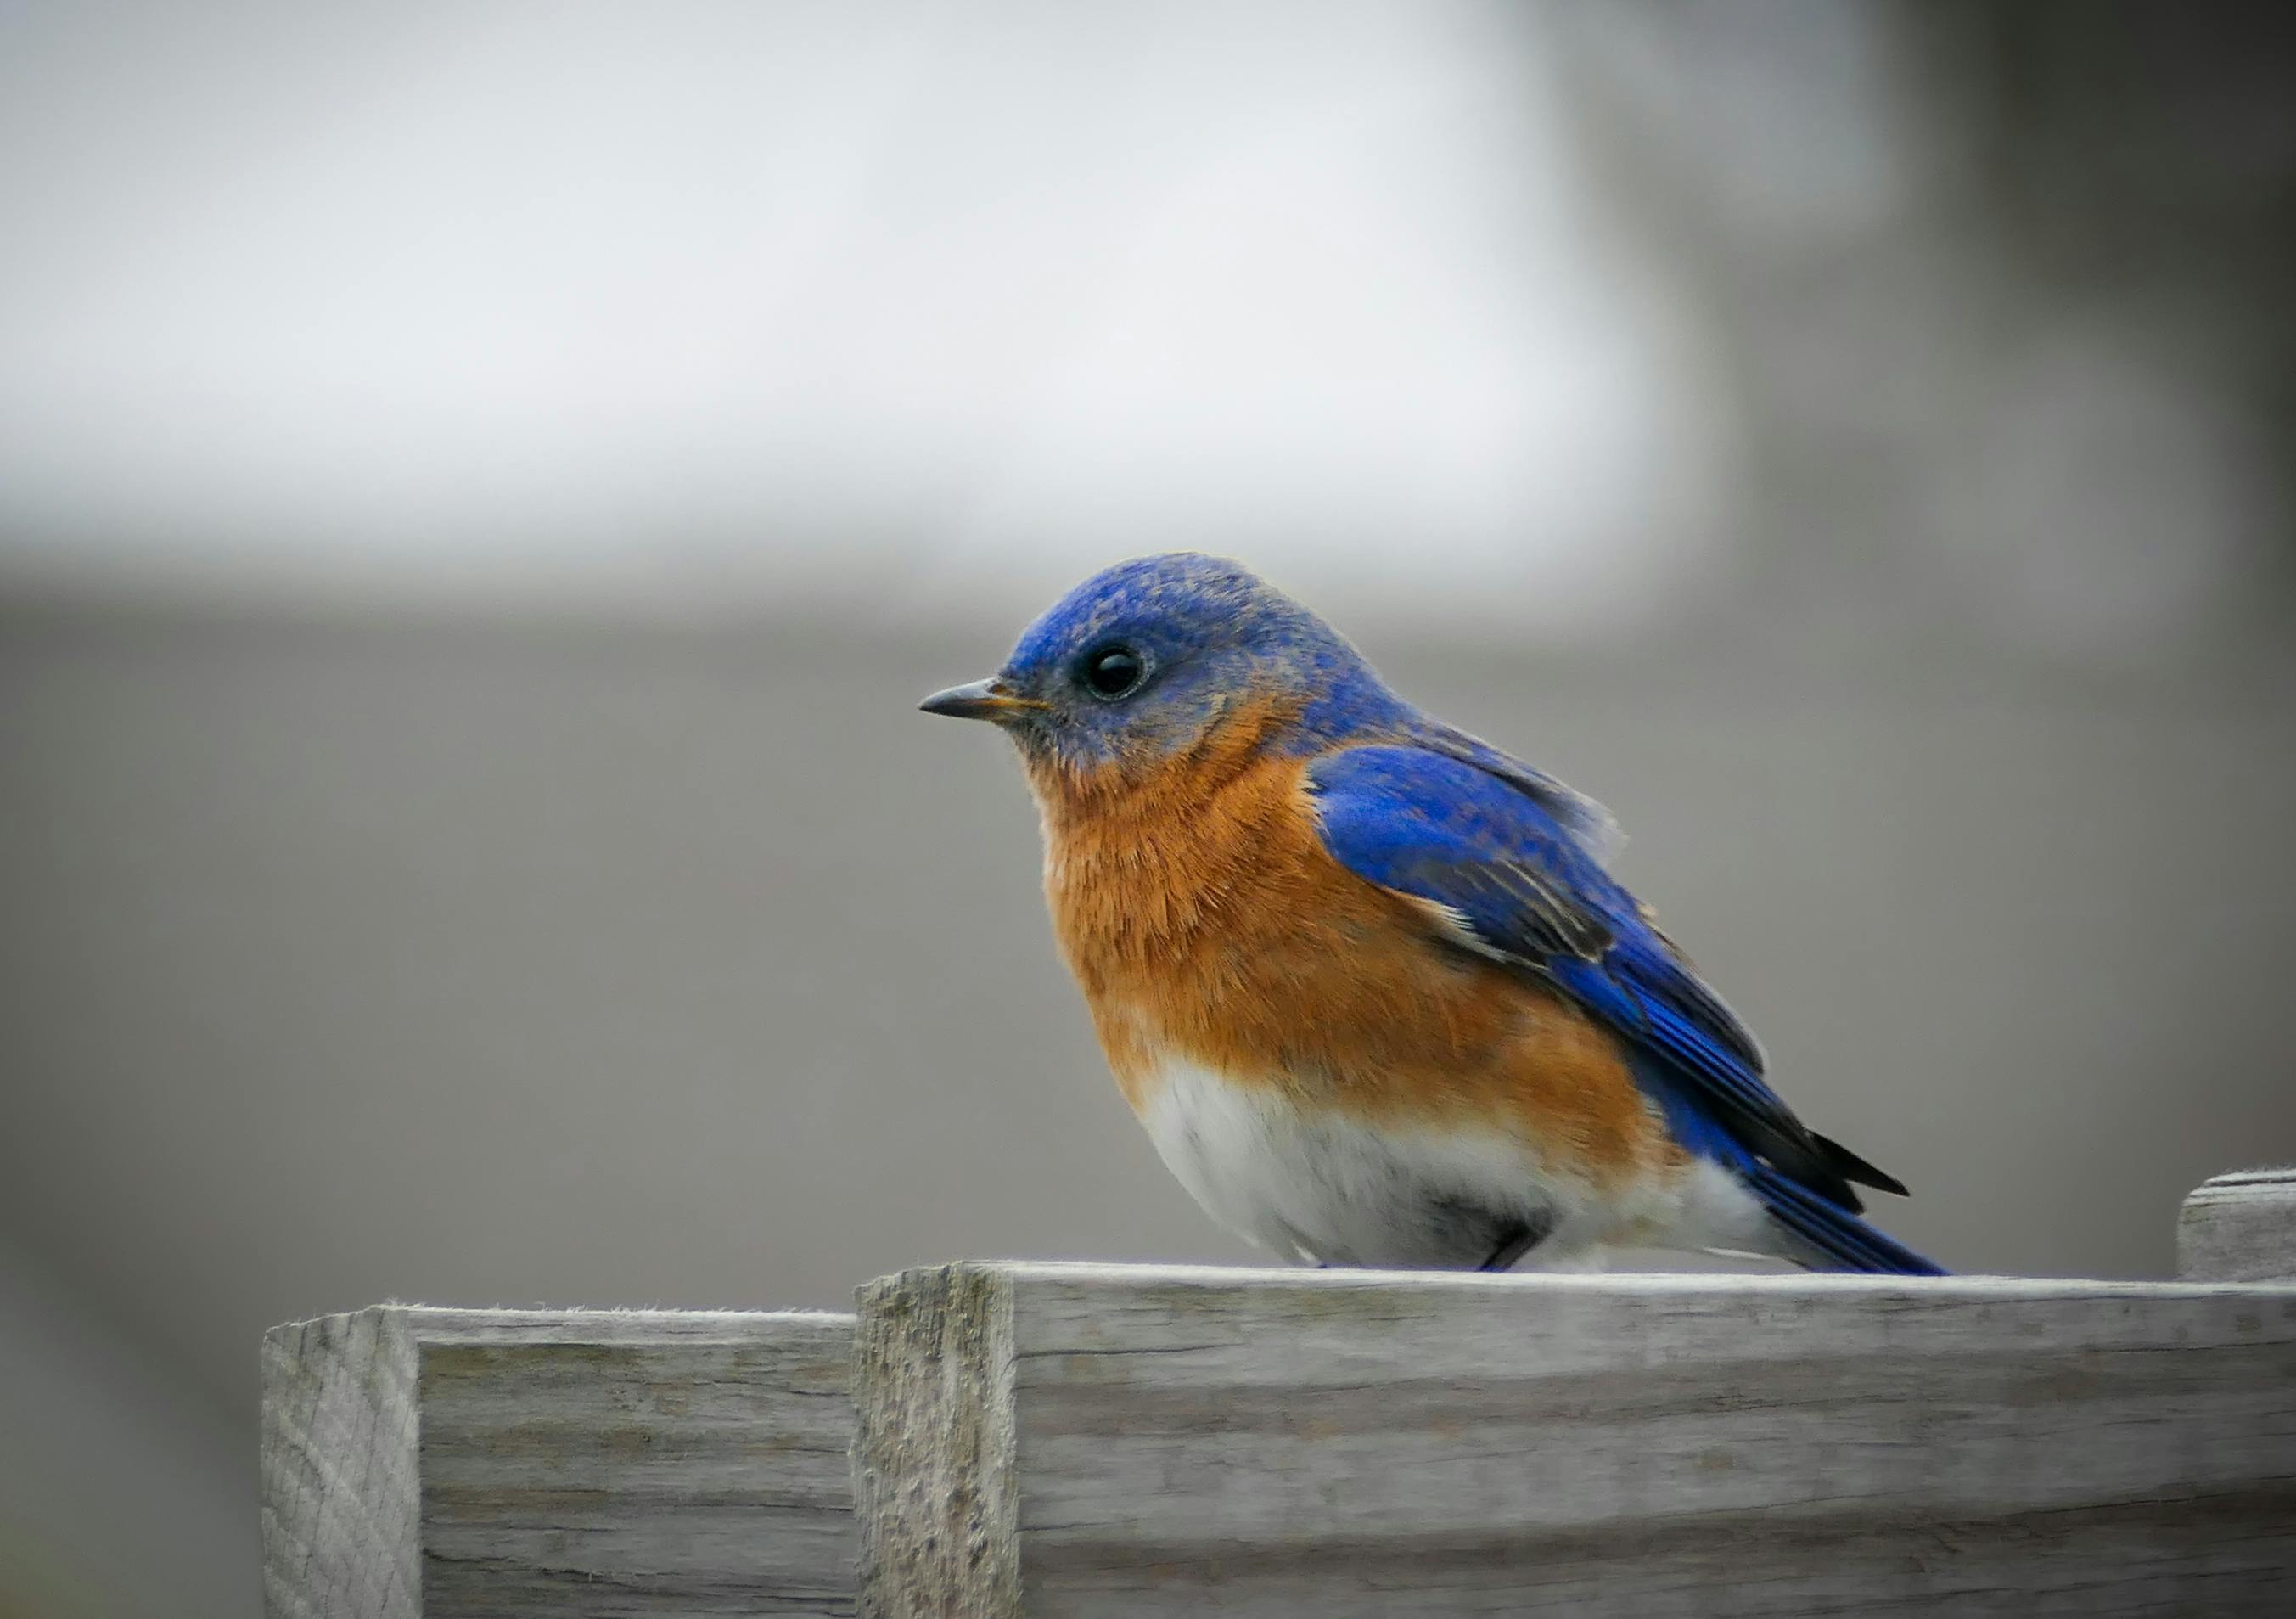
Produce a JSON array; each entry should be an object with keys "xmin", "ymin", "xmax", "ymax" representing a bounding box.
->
[{"xmin": 1305, "ymin": 744, "xmax": 1941, "ymax": 1276}]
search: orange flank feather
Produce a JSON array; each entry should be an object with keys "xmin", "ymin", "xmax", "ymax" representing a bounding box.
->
[{"xmin": 1023, "ymin": 700, "xmax": 1676, "ymax": 1191}]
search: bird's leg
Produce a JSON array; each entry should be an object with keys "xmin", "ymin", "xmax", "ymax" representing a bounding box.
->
[{"xmin": 1479, "ymin": 1209, "xmax": 1556, "ymax": 1273}]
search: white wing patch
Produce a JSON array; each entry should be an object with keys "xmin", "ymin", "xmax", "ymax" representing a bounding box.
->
[{"xmin": 1402, "ymin": 895, "xmax": 1516, "ymax": 964}]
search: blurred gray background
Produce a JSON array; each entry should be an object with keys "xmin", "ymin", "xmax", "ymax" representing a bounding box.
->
[{"xmin": 3, "ymin": 3, "xmax": 2294, "ymax": 1615}]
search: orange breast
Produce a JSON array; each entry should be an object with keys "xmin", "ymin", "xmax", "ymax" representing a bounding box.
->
[{"xmin": 1026, "ymin": 719, "xmax": 1676, "ymax": 1191}]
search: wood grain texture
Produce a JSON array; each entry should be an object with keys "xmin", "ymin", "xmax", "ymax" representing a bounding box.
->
[
  {"xmin": 264, "ymin": 1307, "xmax": 422, "ymax": 1619},
  {"xmin": 851, "ymin": 1266, "xmax": 1019, "ymax": 1619},
  {"xmin": 2181, "ymin": 1168, "xmax": 2296, "ymax": 1284},
  {"xmin": 853, "ymin": 1263, "xmax": 2296, "ymax": 1618},
  {"xmin": 262, "ymin": 1307, "xmax": 856, "ymax": 1618}
]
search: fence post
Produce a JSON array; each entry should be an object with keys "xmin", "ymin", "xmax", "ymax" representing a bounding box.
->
[{"xmin": 2179, "ymin": 1167, "xmax": 2296, "ymax": 1284}]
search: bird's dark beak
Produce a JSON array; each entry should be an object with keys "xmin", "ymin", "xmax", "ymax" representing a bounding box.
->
[{"xmin": 918, "ymin": 677, "xmax": 1046, "ymax": 722}]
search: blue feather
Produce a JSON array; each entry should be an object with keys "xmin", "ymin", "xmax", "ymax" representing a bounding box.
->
[
  {"xmin": 1307, "ymin": 744, "xmax": 1942, "ymax": 1276},
  {"xmin": 1745, "ymin": 1165, "xmax": 1945, "ymax": 1275}
]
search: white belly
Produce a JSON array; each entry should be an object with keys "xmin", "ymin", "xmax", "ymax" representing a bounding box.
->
[
  {"xmin": 1134, "ymin": 1057, "xmax": 1776, "ymax": 1269},
  {"xmin": 1135, "ymin": 1058, "xmax": 1587, "ymax": 1268}
]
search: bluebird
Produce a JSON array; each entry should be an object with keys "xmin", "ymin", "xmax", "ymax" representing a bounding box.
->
[{"xmin": 921, "ymin": 554, "xmax": 1942, "ymax": 1275}]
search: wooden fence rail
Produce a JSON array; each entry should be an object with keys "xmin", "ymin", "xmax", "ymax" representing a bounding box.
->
[
  {"xmin": 264, "ymin": 1170, "xmax": 2296, "ymax": 1617},
  {"xmin": 854, "ymin": 1265, "xmax": 2295, "ymax": 1617},
  {"xmin": 261, "ymin": 1307, "xmax": 856, "ymax": 1618}
]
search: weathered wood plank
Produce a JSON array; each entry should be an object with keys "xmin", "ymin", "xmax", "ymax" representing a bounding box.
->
[
  {"xmin": 2181, "ymin": 1168, "xmax": 2296, "ymax": 1284},
  {"xmin": 852, "ymin": 1264, "xmax": 2296, "ymax": 1617},
  {"xmin": 262, "ymin": 1307, "xmax": 856, "ymax": 1618}
]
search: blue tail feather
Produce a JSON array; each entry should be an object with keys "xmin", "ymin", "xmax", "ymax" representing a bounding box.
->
[{"xmin": 1747, "ymin": 1163, "xmax": 1948, "ymax": 1276}]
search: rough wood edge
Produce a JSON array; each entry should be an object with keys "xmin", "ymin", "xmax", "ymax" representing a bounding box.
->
[
  {"xmin": 262, "ymin": 1307, "xmax": 421, "ymax": 1619},
  {"xmin": 2180, "ymin": 1166, "xmax": 2296, "ymax": 1284},
  {"xmin": 854, "ymin": 1265, "xmax": 1019, "ymax": 1619},
  {"xmin": 963, "ymin": 1257, "xmax": 2296, "ymax": 1301},
  {"xmin": 381, "ymin": 1302, "xmax": 854, "ymax": 1342},
  {"xmin": 2190, "ymin": 1167, "xmax": 2296, "ymax": 1190}
]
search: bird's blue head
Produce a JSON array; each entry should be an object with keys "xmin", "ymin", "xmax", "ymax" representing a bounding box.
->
[{"xmin": 921, "ymin": 554, "xmax": 1403, "ymax": 779}]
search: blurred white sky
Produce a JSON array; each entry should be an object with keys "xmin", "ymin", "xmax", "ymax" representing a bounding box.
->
[{"xmin": 0, "ymin": 2, "xmax": 1733, "ymax": 631}]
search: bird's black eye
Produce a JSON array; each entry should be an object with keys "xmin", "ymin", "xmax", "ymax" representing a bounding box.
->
[{"xmin": 1080, "ymin": 644, "xmax": 1147, "ymax": 700}]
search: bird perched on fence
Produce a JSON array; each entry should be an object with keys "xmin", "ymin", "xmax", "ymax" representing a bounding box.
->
[{"xmin": 921, "ymin": 554, "xmax": 1942, "ymax": 1275}]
